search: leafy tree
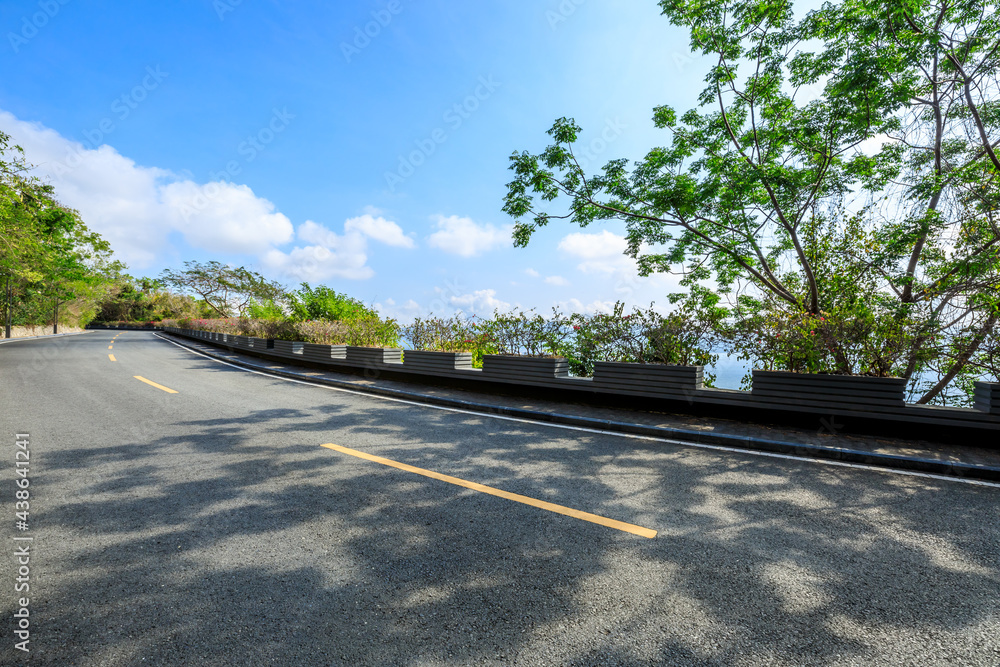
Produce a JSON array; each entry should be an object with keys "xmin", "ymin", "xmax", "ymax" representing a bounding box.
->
[
  {"xmin": 95, "ymin": 275, "xmax": 203, "ymax": 323},
  {"xmin": 34, "ymin": 198, "xmax": 119, "ymax": 332},
  {"xmin": 245, "ymin": 298, "xmax": 286, "ymax": 320},
  {"xmin": 160, "ymin": 260, "xmax": 285, "ymax": 317},
  {"xmin": 287, "ymin": 283, "xmax": 378, "ymax": 322},
  {"xmin": 0, "ymin": 132, "xmax": 45, "ymax": 336},
  {"xmin": 503, "ymin": 0, "xmax": 1000, "ymax": 404},
  {"xmin": 0, "ymin": 134, "xmax": 120, "ymax": 334}
]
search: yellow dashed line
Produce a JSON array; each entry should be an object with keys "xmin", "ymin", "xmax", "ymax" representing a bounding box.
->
[
  {"xmin": 321, "ymin": 443, "xmax": 657, "ymax": 538},
  {"xmin": 133, "ymin": 376, "xmax": 178, "ymax": 394}
]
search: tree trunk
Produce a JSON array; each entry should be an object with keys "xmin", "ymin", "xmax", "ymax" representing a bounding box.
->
[
  {"xmin": 917, "ymin": 314, "xmax": 999, "ymax": 404},
  {"xmin": 4, "ymin": 275, "xmax": 10, "ymax": 339},
  {"xmin": 53, "ymin": 299, "xmax": 58, "ymax": 335}
]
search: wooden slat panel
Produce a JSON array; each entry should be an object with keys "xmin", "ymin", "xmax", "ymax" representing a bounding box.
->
[
  {"xmin": 753, "ymin": 386, "xmax": 904, "ymax": 401},
  {"xmin": 752, "ymin": 371, "xmax": 906, "ymax": 388}
]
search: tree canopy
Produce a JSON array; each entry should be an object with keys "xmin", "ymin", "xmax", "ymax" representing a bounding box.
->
[
  {"xmin": 1, "ymin": 131, "xmax": 120, "ymax": 333},
  {"xmin": 503, "ymin": 0, "xmax": 1000, "ymax": 403},
  {"xmin": 160, "ymin": 260, "xmax": 286, "ymax": 318}
]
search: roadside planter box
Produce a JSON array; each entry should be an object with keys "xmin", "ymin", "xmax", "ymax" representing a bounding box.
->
[
  {"xmin": 302, "ymin": 343, "xmax": 347, "ymax": 363},
  {"xmin": 751, "ymin": 370, "xmax": 906, "ymax": 411},
  {"xmin": 974, "ymin": 382, "xmax": 1000, "ymax": 414},
  {"xmin": 482, "ymin": 354, "xmax": 569, "ymax": 385},
  {"xmin": 593, "ymin": 361, "xmax": 703, "ymax": 400},
  {"xmin": 403, "ymin": 350, "xmax": 474, "ymax": 373},
  {"xmin": 346, "ymin": 347, "xmax": 403, "ymax": 366},
  {"xmin": 268, "ymin": 340, "xmax": 297, "ymax": 357}
]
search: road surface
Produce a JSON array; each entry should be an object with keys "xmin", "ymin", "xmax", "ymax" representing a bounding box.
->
[{"xmin": 1, "ymin": 331, "xmax": 998, "ymax": 665}]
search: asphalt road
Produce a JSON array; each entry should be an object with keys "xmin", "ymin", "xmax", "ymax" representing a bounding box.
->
[{"xmin": 1, "ymin": 331, "xmax": 998, "ymax": 666}]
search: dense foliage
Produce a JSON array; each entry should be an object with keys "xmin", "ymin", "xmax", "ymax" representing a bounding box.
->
[
  {"xmin": 1, "ymin": 131, "xmax": 121, "ymax": 332},
  {"xmin": 93, "ymin": 276, "xmax": 209, "ymax": 323},
  {"xmin": 160, "ymin": 261, "xmax": 285, "ymax": 318},
  {"xmin": 503, "ymin": 0, "xmax": 1000, "ymax": 405},
  {"xmin": 399, "ymin": 297, "xmax": 723, "ymax": 381},
  {"xmin": 164, "ymin": 316, "xmax": 401, "ymax": 348}
]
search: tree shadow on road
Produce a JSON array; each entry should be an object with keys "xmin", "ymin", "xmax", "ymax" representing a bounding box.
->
[{"xmin": 8, "ymin": 394, "xmax": 1000, "ymax": 666}]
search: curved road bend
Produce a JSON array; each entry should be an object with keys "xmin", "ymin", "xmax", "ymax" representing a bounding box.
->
[{"xmin": 1, "ymin": 331, "xmax": 998, "ymax": 666}]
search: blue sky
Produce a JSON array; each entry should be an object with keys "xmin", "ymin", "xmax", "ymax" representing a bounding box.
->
[{"xmin": 1, "ymin": 0, "xmax": 712, "ymax": 321}]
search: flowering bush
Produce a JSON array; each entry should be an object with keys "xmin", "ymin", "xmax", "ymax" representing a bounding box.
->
[
  {"xmin": 560, "ymin": 289, "xmax": 722, "ymax": 381},
  {"xmin": 726, "ymin": 295, "xmax": 934, "ymax": 381},
  {"xmin": 162, "ymin": 315, "xmax": 400, "ymax": 347},
  {"xmin": 89, "ymin": 320, "xmax": 162, "ymax": 328},
  {"xmin": 399, "ymin": 295, "xmax": 721, "ymax": 380}
]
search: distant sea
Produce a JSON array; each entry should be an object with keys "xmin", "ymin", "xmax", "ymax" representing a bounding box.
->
[{"xmin": 708, "ymin": 353, "xmax": 751, "ymax": 390}]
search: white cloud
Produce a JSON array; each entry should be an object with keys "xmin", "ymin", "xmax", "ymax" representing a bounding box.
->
[
  {"xmin": 524, "ymin": 268, "xmax": 569, "ymax": 286},
  {"xmin": 374, "ymin": 298, "xmax": 423, "ymax": 324},
  {"xmin": 263, "ymin": 211, "xmax": 414, "ymax": 281},
  {"xmin": 558, "ymin": 229, "xmax": 686, "ymax": 303},
  {"xmin": 264, "ymin": 217, "xmax": 384, "ymax": 282},
  {"xmin": 555, "ymin": 298, "xmax": 617, "ymax": 315},
  {"xmin": 557, "ymin": 230, "xmax": 637, "ymax": 275},
  {"xmin": 161, "ymin": 181, "xmax": 293, "ymax": 254},
  {"xmin": 0, "ymin": 111, "xmax": 418, "ymax": 282},
  {"xmin": 262, "ymin": 243, "xmax": 372, "ymax": 282},
  {"xmin": 344, "ymin": 212, "xmax": 415, "ymax": 248},
  {"xmin": 1, "ymin": 110, "xmax": 294, "ymax": 267},
  {"xmin": 427, "ymin": 215, "xmax": 512, "ymax": 257},
  {"xmin": 446, "ymin": 288, "xmax": 511, "ymax": 314},
  {"xmin": 375, "ymin": 288, "xmax": 513, "ymax": 322}
]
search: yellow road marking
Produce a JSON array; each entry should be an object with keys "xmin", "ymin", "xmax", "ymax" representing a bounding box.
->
[
  {"xmin": 321, "ymin": 443, "xmax": 656, "ymax": 538},
  {"xmin": 134, "ymin": 376, "xmax": 178, "ymax": 394},
  {"xmin": 109, "ymin": 354, "xmax": 116, "ymax": 361},
  {"xmin": 108, "ymin": 345, "xmax": 113, "ymax": 349}
]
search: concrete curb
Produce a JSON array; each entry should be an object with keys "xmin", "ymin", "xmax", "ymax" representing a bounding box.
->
[{"xmin": 156, "ymin": 332, "xmax": 1000, "ymax": 484}]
